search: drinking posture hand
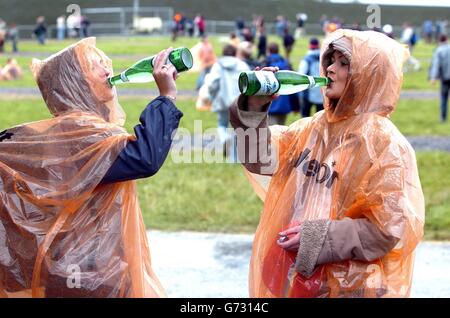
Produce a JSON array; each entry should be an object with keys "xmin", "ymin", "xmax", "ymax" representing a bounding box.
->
[
  {"xmin": 153, "ymin": 47, "xmax": 178, "ymax": 101},
  {"xmin": 245, "ymin": 66, "xmax": 279, "ymax": 112}
]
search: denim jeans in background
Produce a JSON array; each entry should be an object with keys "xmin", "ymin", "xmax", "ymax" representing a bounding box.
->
[
  {"xmin": 196, "ymin": 66, "xmax": 212, "ymax": 91},
  {"xmin": 217, "ymin": 109, "xmax": 237, "ymax": 162},
  {"xmin": 57, "ymin": 27, "xmax": 65, "ymax": 40},
  {"xmin": 12, "ymin": 39, "xmax": 18, "ymax": 52},
  {"xmin": 440, "ymin": 79, "xmax": 450, "ymax": 122},
  {"xmin": 37, "ymin": 34, "xmax": 46, "ymax": 45}
]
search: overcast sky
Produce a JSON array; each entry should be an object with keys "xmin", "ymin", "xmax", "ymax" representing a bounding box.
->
[{"xmin": 330, "ymin": 0, "xmax": 450, "ymax": 7}]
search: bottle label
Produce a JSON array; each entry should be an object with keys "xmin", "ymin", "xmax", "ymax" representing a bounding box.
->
[
  {"xmin": 254, "ymin": 71, "xmax": 280, "ymax": 95},
  {"xmin": 307, "ymin": 75, "xmax": 316, "ymax": 88},
  {"xmin": 120, "ymin": 71, "xmax": 129, "ymax": 83}
]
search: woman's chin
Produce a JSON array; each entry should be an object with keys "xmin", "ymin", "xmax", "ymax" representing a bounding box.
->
[
  {"xmin": 325, "ymin": 90, "xmax": 336, "ymax": 99},
  {"xmin": 94, "ymin": 85, "xmax": 116, "ymax": 103}
]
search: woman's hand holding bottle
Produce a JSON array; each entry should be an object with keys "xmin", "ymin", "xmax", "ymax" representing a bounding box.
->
[{"xmin": 152, "ymin": 47, "xmax": 178, "ymax": 102}]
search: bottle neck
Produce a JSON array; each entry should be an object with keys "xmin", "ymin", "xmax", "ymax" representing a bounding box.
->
[{"xmin": 108, "ymin": 72, "xmax": 128, "ymax": 86}]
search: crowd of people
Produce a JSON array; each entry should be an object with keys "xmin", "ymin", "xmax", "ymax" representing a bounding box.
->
[
  {"xmin": 190, "ymin": 13, "xmax": 450, "ymax": 160},
  {"xmin": 171, "ymin": 12, "xmax": 205, "ymax": 41},
  {"xmin": 1, "ymin": 13, "xmax": 449, "ymax": 122},
  {"xmin": 35, "ymin": 14, "xmax": 91, "ymax": 44},
  {"xmin": 0, "ymin": 13, "xmax": 92, "ymax": 52}
]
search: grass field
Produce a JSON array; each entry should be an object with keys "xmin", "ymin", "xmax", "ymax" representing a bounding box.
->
[
  {"xmin": 137, "ymin": 151, "xmax": 450, "ymax": 240},
  {"xmin": 1, "ymin": 97, "xmax": 448, "ymax": 136},
  {"xmin": 0, "ymin": 36, "xmax": 449, "ymax": 240}
]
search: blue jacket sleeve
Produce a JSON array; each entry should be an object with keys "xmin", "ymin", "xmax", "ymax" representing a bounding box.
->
[{"xmin": 100, "ymin": 96, "xmax": 183, "ymax": 184}]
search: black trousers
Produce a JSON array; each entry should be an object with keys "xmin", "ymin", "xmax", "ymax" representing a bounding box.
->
[{"xmin": 302, "ymin": 98, "xmax": 324, "ymax": 118}]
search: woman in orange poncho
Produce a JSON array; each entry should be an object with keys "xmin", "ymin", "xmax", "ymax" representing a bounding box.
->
[
  {"xmin": 230, "ymin": 29, "xmax": 425, "ymax": 297},
  {"xmin": 0, "ymin": 38, "xmax": 182, "ymax": 297}
]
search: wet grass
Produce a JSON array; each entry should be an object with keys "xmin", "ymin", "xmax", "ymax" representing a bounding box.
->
[
  {"xmin": 137, "ymin": 151, "xmax": 450, "ymax": 239},
  {"xmin": 417, "ymin": 152, "xmax": 450, "ymax": 240}
]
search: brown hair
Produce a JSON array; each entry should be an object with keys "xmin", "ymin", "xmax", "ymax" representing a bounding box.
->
[
  {"xmin": 268, "ymin": 42, "xmax": 279, "ymax": 54},
  {"xmin": 222, "ymin": 44, "xmax": 237, "ymax": 57}
]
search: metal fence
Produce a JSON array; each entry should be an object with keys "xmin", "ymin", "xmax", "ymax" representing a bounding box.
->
[{"xmin": 14, "ymin": 21, "xmax": 408, "ymax": 40}]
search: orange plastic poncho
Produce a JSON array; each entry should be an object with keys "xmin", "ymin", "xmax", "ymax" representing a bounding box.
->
[
  {"xmin": 0, "ymin": 37, "xmax": 166, "ymax": 298},
  {"xmin": 247, "ymin": 30, "xmax": 425, "ymax": 298}
]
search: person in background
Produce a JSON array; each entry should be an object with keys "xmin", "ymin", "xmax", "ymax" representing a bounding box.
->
[
  {"xmin": 435, "ymin": 20, "xmax": 448, "ymax": 43},
  {"xmin": 253, "ymin": 15, "xmax": 264, "ymax": 40},
  {"xmin": 257, "ymin": 26, "xmax": 267, "ymax": 61},
  {"xmin": 422, "ymin": 20, "xmax": 434, "ymax": 44},
  {"xmin": 351, "ymin": 22, "xmax": 362, "ymax": 31},
  {"xmin": 298, "ymin": 38, "xmax": 324, "ymax": 118},
  {"xmin": 195, "ymin": 35, "xmax": 216, "ymax": 90},
  {"xmin": 401, "ymin": 22, "xmax": 421, "ymax": 72},
  {"xmin": 172, "ymin": 13, "xmax": 182, "ymax": 42},
  {"xmin": 186, "ymin": 18, "xmax": 194, "ymax": 37},
  {"xmin": 429, "ymin": 34, "xmax": 450, "ymax": 122},
  {"xmin": 56, "ymin": 15, "xmax": 66, "ymax": 40},
  {"xmin": 200, "ymin": 44, "xmax": 250, "ymax": 160},
  {"xmin": 241, "ymin": 27, "xmax": 254, "ymax": 43},
  {"xmin": 0, "ymin": 58, "xmax": 22, "ymax": 80},
  {"xmin": 275, "ymin": 15, "xmax": 287, "ymax": 38},
  {"xmin": 283, "ymin": 27, "xmax": 295, "ymax": 62},
  {"xmin": 295, "ymin": 13, "xmax": 307, "ymax": 40},
  {"xmin": 235, "ymin": 17, "xmax": 245, "ymax": 38},
  {"xmin": 0, "ymin": 18, "xmax": 6, "ymax": 53},
  {"xmin": 229, "ymin": 31, "xmax": 241, "ymax": 48},
  {"xmin": 34, "ymin": 16, "xmax": 47, "ymax": 45},
  {"xmin": 195, "ymin": 14, "xmax": 206, "ymax": 37},
  {"xmin": 238, "ymin": 41, "xmax": 260, "ymax": 69},
  {"xmin": 320, "ymin": 14, "xmax": 329, "ymax": 35},
  {"xmin": 382, "ymin": 24, "xmax": 394, "ymax": 39},
  {"xmin": 7, "ymin": 23, "xmax": 19, "ymax": 53},
  {"xmin": 80, "ymin": 15, "xmax": 91, "ymax": 38},
  {"xmin": 264, "ymin": 42, "xmax": 296, "ymax": 125},
  {"xmin": 66, "ymin": 12, "xmax": 79, "ymax": 38}
]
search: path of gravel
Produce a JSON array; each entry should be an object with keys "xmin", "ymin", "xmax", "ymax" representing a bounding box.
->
[{"xmin": 147, "ymin": 230, "xmax": 450, "ymax": 298}]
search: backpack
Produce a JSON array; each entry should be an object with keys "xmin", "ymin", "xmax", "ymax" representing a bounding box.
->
[
  {"xmin": 305, "ymin": 54, "xmax": 320, "ymax": 77},
  {"xmin": 303, "ymin": 53, "xmax": 323, "ymax": 105}
]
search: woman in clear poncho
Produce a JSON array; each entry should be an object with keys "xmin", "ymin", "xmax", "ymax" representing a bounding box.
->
[
  {"xmin": 0, "ymin": 38, "xmax": 183, "ymax": 297},
  {"xmin": 230, "ymin": 29, "xmax": 425, "ymax": 297}
]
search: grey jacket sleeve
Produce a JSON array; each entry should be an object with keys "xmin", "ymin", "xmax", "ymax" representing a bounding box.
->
[
  {"xmin": 429, "ymin": 48, "xmax": 440, "ymax": 80},
  {"xmin": 229, "ymin": 95, "xmax": 277, "ymax": 175},
  {"xmin": 295, "ymin": 217, "xmax": 399, "ymax": 278}
]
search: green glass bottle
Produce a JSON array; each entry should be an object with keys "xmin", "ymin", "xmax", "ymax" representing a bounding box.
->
[
  {"xmin": 238, "ymin": 70, "xmax": 330, "ymax": 96},
  {"xmin": 108, "ymin": 47, "xmax": 193, "ymax": 86}
]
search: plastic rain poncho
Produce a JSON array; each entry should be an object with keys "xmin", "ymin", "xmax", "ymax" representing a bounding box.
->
[
  {"xmin": 243, "ymin": 30, "xmax": 425, "ymax": 298},
  {"xmin": 0, "ymin": 38, "xmax": 166, "ymax": 298}
]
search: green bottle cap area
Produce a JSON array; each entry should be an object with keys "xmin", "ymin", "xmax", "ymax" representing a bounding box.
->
[{"xmin": 107, "ymin": 47, "xmax": 193, "ymax": 86}]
